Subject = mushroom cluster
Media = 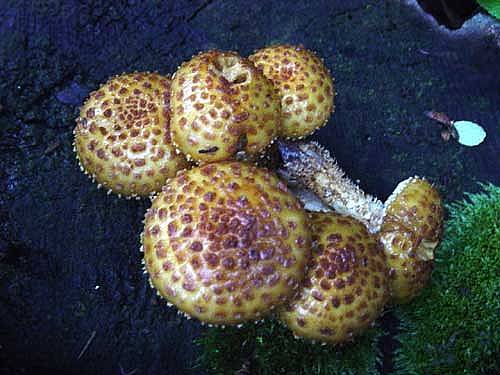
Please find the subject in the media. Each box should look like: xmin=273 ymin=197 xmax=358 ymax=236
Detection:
xmin=74 ymin=44 xmax=443 ymax=345
xmin=279 ymin=141 xmax=444 ymax=304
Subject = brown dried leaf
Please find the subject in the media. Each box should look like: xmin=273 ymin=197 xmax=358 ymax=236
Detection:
xmin=441 ymin=129 xmax=451 ymax=142
xmin=424 ymin=110 xmax=453 ymax=126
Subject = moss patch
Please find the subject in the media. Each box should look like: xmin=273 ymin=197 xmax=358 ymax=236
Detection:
xmin=196 ymin=319 xmax=383 ymax=375
xmin=395 ymin=184 xmax=500 ymax=375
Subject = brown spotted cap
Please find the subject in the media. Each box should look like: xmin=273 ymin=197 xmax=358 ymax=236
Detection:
xmin=280 ymin=212 xmax=389 ymax=344
xmin=249 ymin=44 xmax=334 ymax=139
xmin=379 ymin=177 xmax=444 ymax=304
xmin=74 ymin=72 xmax=189 ymax=197
xmin=170 ymin=50 xmax=281 ymax=163
xmin=142 ymin=162 xmax=311 ymax=325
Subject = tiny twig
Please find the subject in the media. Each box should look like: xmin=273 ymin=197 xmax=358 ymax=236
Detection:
xmin=77 ymin=330 xmax=96 ymax=359
xmin=119 ymin=364 xmax=138 ymax=375
xmin=44 ymin=139 xmax=61 ymax=155
xmin=234 ymin=359 xmax=251 ymax=375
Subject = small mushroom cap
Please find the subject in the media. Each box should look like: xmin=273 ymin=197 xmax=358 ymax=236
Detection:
xmin=249 ymin=45 xmax=335 ymax=139
xmin=379 ymin=177 xmax=444 ymax=304
xmin=74 ymin=72 xmax=189 ymax=197
xmin=170 ymin=50 xmax=281 ymax=163
xmin=280 ymin=212 xmax=389 ymax=344
xmin=142 ymin=162 xmax=311 ymax=325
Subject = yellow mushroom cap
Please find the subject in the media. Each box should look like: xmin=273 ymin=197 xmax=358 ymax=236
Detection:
xmin=74 ymin=72 xmax=189 ymax=197
xmin=249 ymin=44 xmax=335 ymax=139
xmin=280 ymin=212 xmax=389 ymax=344
xmin=379 ymin=177 xmax=444 ymax=304
xmin=170 ymin=50 xmax=281 ymax=163
xmin=142 ymin=162 xmax=311 ymax=325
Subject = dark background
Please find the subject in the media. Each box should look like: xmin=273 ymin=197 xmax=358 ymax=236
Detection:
xmin=1 ymin=1 xmax=499 ymax=374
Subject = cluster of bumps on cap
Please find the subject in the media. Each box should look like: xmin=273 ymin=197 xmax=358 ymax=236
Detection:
xmin=249 ymin=45 xmax=335 ymax=139
xmin=280 ymin=212 xmax=389 ymax=344
xmin=74 ymin=72 xmax=189 ymax=198
xmin=142 ymin=162 xmax=311 ymax=325
xmin=169 ymin=51 xmax=281 ymax=163
xmin=73 ymin=44 xmax=439 ymax=345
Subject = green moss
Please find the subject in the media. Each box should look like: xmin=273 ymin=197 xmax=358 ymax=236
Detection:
xmin=395 ymin=184 xmax=500 ymax=375
xmin=196 ymin=185 xmax=499 ymax=374
xmin=196 ymin=319 xmax=382 ymax=375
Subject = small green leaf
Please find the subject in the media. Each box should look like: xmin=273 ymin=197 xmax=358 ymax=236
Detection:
xmin=477 ymin=0 xmax=500 ymax=19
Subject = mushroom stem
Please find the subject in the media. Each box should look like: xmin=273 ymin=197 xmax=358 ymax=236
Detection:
xmin=278 ymin=141 xmax=384 ymax=232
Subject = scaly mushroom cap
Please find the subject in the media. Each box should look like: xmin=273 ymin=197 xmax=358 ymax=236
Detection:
xmin=74 ymin=72 xmax=189 ymax=198
xmin=170 ymin=50 xmax=281 ymax=163
xmin=379 ymin=177 xmax=444 ymax=304
xmin=280 ymin=212 xmax=389 ymax=344
xmin=142 ymin=162 xmax=311 ymax=325
xmin=249 ymin=45 xmax=334 ymax=139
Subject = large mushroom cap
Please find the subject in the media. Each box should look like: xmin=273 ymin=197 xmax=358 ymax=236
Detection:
xmin=249 ymin=44 xmax=335 ymax=139
xmin=74 ymin=72 xmax=189 ymax=197
xmin=142 ymin=162 xmax=311 ymax=325
xmin=280 ymin=212 xmax=389 ymax=344
xmin=170 ymin=50 xmax=281 ymax=163
xmin=379 ymin=177 xmax=444 ymax=304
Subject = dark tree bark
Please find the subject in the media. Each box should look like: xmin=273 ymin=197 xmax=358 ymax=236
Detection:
xmin=417 ymin=0 xmax=479 ymax=29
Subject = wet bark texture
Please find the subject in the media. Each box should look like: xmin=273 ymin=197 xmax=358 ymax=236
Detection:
xmin=0 ymin=1 xmax=499 ymax=374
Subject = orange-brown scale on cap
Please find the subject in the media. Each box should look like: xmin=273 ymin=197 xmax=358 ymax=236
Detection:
xmin=379 ymin=177 xmax=444 ymax=304
xmin=170 ymin=50 xmax=281 ymax=164
xmin=249 ymin=44 xmax=335 ymax=139
xmin=280 ymin=212 xmax=389 ymax=344
xmin=142 ymin=161 xmax=311 ymax=325
xmin=74 ymin=72 xmax=189 ymax=197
